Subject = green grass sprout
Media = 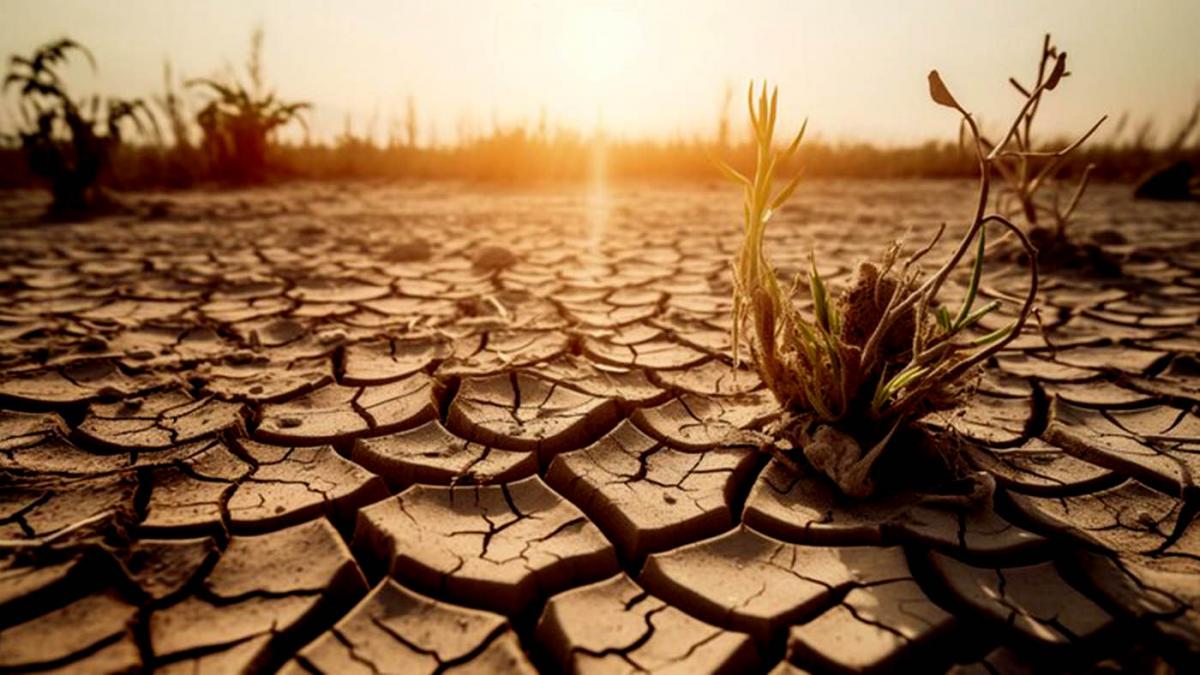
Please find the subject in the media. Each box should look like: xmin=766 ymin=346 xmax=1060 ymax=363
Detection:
xmin=720 ymin=80 xmax=1039 ymax=497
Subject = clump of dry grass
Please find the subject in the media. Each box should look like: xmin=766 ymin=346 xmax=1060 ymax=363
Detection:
xmin=718 ymin=81 xmax=1038 ymax=497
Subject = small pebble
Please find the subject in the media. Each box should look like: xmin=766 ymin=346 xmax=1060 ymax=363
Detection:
xmin=472 ymin=245 xmax=518 ymax=272
xmin=1134 ymin=510 xmax=1157 ymax=528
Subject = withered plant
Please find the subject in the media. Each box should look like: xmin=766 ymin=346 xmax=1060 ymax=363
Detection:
xmin=717 ymin=81 xmax=1038 ymax=497
xmin=189 ymin=29 xmax=309 ymax=183
xmin=982 ymin=35 xmax=1107 ymax=254
xmin=3 ymin=38 xmax=156 ymax=215
xmin=153 ymin=61 xmax=202 ymax=187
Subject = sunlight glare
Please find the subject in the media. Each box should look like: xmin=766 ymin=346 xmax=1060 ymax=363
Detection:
xmin=586 ymin=142 xmax=609 ymax=246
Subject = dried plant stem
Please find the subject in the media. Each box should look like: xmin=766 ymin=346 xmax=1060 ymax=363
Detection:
xmin=981 ymin=34 xmax=1106 ymax=240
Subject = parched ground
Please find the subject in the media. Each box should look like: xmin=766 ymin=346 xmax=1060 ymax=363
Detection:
xmin=1 ymin=180 xmax=1199 ymax=674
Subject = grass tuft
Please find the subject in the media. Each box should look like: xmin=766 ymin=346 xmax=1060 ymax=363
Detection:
xmin=721 ymin=81 xmax=1039 ymax=497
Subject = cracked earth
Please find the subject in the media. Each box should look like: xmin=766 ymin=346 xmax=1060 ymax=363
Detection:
xmin=1 ymin=180 xmax=1199 ymax=673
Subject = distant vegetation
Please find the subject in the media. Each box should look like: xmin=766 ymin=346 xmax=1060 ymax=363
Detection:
xmin=1 ymin=31 xmax=1198 ymax=195
xmin=2 ymin=39 xmax=156 ymax=214
xmin=188 ymin=28 xmax=310 ymax=183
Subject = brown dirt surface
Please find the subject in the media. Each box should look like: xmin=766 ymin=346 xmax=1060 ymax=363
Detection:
xmin=1 ymin=180 xmax=1199 ymax=672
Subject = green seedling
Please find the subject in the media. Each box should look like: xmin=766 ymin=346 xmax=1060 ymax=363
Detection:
xmin=3 ymin=38 xmax=156 ymax=215
xmin=189 ymin=29 xmax=309 ymax=183
xmin=718 ymin=81 xmax=1038 ymax=497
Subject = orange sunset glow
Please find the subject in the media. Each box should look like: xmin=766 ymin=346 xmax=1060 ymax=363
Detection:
xmin=3 ymin=0 xmax=1198 ymax=145
xmin=1 ymin=3 xmax=1199 ymax=674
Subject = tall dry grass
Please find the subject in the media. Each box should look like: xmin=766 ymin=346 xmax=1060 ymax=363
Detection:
xmin=1 ymin=30 xmax=1196 ymax=190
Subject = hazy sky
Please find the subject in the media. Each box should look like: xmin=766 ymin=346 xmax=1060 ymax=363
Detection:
xmin=2 ymin=0 xmax=1198 ymax=146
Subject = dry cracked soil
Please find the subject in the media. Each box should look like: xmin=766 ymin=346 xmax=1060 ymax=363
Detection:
xmin=1 ymin=180 xmax=1199 ymax=673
